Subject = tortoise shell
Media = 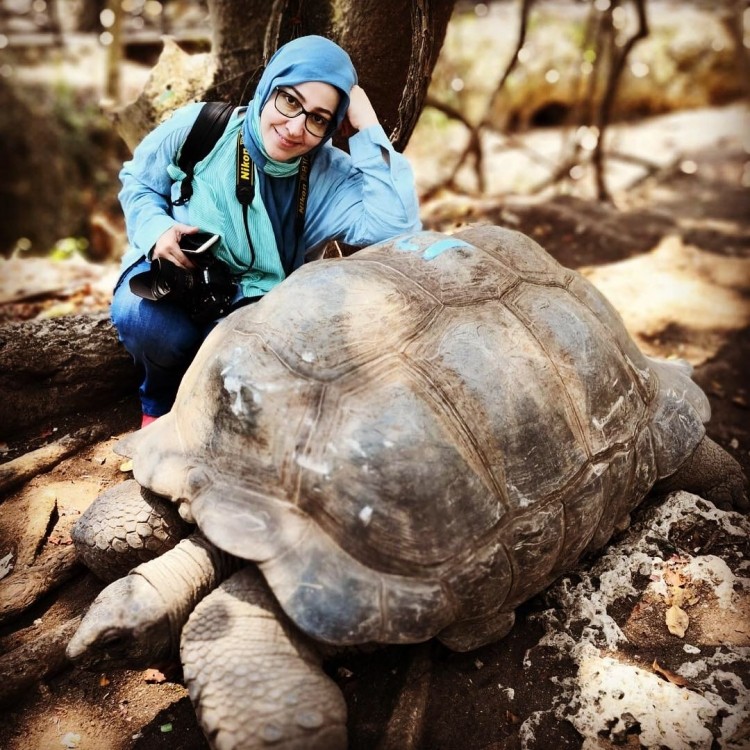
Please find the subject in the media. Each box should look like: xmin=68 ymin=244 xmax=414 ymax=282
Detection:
xmin=126 ymin=226 xmax=708 ymax=651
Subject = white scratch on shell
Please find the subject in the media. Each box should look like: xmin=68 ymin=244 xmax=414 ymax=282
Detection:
xmin=592 ymin=394 xmax=625 ymax=431
xmin=346 ymin=439 xmax=369 ymax=458
xmin=296 ymin=453 xmax=332 ymax=475
xmin=222 ymin=373 xmax=247 ymax=416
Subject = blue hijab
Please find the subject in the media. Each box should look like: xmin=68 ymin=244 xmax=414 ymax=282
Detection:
xmin=241 ymin=35 xmax=357 ymax=272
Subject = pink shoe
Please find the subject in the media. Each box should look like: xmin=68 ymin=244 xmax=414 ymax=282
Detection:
xmin=141 ymin=414 xmax=158 ymax=428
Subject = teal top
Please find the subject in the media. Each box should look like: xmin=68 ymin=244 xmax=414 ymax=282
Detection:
xmin=165 ymin=114 xmax=283 ymax=297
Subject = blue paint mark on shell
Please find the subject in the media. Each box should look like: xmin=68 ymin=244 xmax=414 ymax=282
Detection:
xmin=422 ymin=238 xmax=474 ymax=259
xmin=394 ymin=234 xmax=474 ymax=260
xmin=395 ymin=237 xmax=422 ymax=252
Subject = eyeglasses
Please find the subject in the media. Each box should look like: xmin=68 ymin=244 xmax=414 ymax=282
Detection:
xmin=273 ymin=88 xmax=333 ymax=138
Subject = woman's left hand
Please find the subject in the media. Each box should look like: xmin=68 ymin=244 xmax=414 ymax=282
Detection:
xmin=340 ymin=85 xmax=379 ymax=137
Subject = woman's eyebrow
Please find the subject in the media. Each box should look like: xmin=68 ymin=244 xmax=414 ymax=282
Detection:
xmin=284 ymin=85 xmax=334 ymax=117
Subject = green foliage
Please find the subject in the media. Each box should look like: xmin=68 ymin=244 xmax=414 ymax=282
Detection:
xmin=0 ymin=67 xmax=128 ymax=259
xmin=49 ymin=236 xmax=90 ymax=260
xmin=50 ymin=81 xmax=127 ymax=202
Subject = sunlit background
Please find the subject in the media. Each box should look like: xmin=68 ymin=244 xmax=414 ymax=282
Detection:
xmin=1 ymin=0 xmax=747 ymax=263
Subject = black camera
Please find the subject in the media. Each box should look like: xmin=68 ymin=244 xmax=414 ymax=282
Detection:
xmin=130 ymin=233 xmax=237 ymax=324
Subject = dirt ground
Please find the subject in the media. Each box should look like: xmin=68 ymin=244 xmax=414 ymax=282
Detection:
xmin=1 ymin=122 xmax=749 ymax=748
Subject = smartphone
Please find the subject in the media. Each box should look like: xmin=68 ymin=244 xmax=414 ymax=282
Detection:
xmin=179 ymin=232 xmax=220 ymax=255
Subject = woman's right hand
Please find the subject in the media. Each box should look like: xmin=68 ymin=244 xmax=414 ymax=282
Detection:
xmin=151 ymin=224 xmax=200 ymax=269
xmin=339 ymin=85 xmax=379 ymax=138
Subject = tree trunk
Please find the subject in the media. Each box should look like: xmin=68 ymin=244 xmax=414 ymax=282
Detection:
xmin=104 ymin=0 xmax=125 ymax=103
xmin=0 ymin=313 xmax=137 ymax=440
xmin=73 ymin=0 xmax=108 ymax=33
xmin=0 ymin=425 xmax=113 ymax=495
xmin=113 ymin=0 xmax=455 ymax=150
xmin=0 ymin=546 xmax=82 ymax=625
xmin=207 ymin=0 xmax=456 ymax=150
xmin=205 ymin=0 xmax=274 ymax=103
xmin=332 ymin=0 xmax=456 ymax=150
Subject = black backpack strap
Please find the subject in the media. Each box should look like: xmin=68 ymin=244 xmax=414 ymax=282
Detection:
xmin=172 ymin=101 xmax=235 ymax=206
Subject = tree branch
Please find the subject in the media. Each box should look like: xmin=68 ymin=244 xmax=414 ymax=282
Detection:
xmin=592 ymin=0 xmax=650 ymax=200
xmin=422 ymin=0 xmax=536 ymax=197
xmin=0 ymin=616 xmax=83 ymax=706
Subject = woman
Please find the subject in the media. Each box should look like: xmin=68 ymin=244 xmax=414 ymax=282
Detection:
xmin=111 ymin=35 xmax=421 ymax=427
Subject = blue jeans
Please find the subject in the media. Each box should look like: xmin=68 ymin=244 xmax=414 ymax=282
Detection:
xmin=111 ymin=259 xmax=217 ymax=417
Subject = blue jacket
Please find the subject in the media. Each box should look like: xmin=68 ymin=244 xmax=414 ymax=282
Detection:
xmin=118 ymin=102 xmax=422 ymax=297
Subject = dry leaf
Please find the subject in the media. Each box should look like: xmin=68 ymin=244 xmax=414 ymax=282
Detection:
xmin=143 ymin=668 xmax=167 ymax=684
xmin=669 ymin=585 xmax=685 ymax=607
xmin=99 ymin=675 xmax=110 ymax=687
xmin=666 ymin=603 xmax=690 ymax=637
xmin=652 ymin=659 xmax=690 ymax=687
xmin=662 ymin=568 xmax=685 ymax=586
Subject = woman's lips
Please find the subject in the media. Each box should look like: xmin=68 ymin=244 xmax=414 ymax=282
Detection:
xmin=274 ymin=127 xmax=301 ymax=149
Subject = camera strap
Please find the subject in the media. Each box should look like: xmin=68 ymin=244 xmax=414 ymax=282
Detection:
xmin=236 ymin=131 xmax=257 ymax=268
xmin=235 ymin=130 xmax=310 ymax=274
xmin=173 ymin=102 xmax=235 ymax=207
xmin=169 ymin=102 xmax=311 ymax=277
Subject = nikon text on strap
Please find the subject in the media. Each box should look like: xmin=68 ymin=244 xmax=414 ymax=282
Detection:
xmin=235 ymin=130 xmax=310 ymax=275
xmin=172 ymin=101 xmax=312 ymax=275
xmin=235 ymin=131 xmax=257 ymax=268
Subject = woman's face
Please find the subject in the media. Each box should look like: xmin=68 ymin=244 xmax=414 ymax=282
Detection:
xmin=260 ymin=81 xmax=340 ymax=162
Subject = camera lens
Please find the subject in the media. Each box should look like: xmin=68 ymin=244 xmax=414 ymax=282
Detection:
xmin=152 ymin=277 xmax=172 ymax=298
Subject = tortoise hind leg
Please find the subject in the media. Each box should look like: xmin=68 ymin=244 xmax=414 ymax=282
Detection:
xmin=656 ymin=436 xmax=748 ymax=512
xmin=437 ymin=608 xmax=515 ymax=652
xmin=181 ymin=567 xmax=347 ymax=750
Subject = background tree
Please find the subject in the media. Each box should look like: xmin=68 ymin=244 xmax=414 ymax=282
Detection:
xmin=75 ymin=0 xmax=108 ymax=33
xmin=116 ymin=0 xmax=457 ymax=152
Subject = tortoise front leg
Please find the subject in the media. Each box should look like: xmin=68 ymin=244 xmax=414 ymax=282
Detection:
xmin=181 ymin=567 xmax=347 ymax=750
xmin=67 ymin=534 xmax=238 ymax=669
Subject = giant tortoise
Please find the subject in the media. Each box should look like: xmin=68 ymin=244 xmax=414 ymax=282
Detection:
xmin=67 ymin=225 xmax=747 ymax=750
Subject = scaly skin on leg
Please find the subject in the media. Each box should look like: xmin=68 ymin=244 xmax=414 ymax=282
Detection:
xmin=70 ymin=478 xmax=191 ymax=582
xmin=656 ymin=436 xmax=749 ymax=512
xmin=181 ymin=567 xmax=348 ymax=750
xmin=66 ymin=534 xmax=238 ymax=669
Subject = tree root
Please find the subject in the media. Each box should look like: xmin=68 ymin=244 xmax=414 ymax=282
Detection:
xmin=0 ymin=615 xmax=82 ymax=707
xmin=0 ymin=424 xmax=111 ymax=498
xmin=377 ymin=642 xmax=432 ymax=750
xmin=0 ymin=545 xmax=81 ymax=626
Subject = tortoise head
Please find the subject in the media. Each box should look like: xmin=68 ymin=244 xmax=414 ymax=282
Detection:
xmin=66 ymin=573 xmax=174 ymax=669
